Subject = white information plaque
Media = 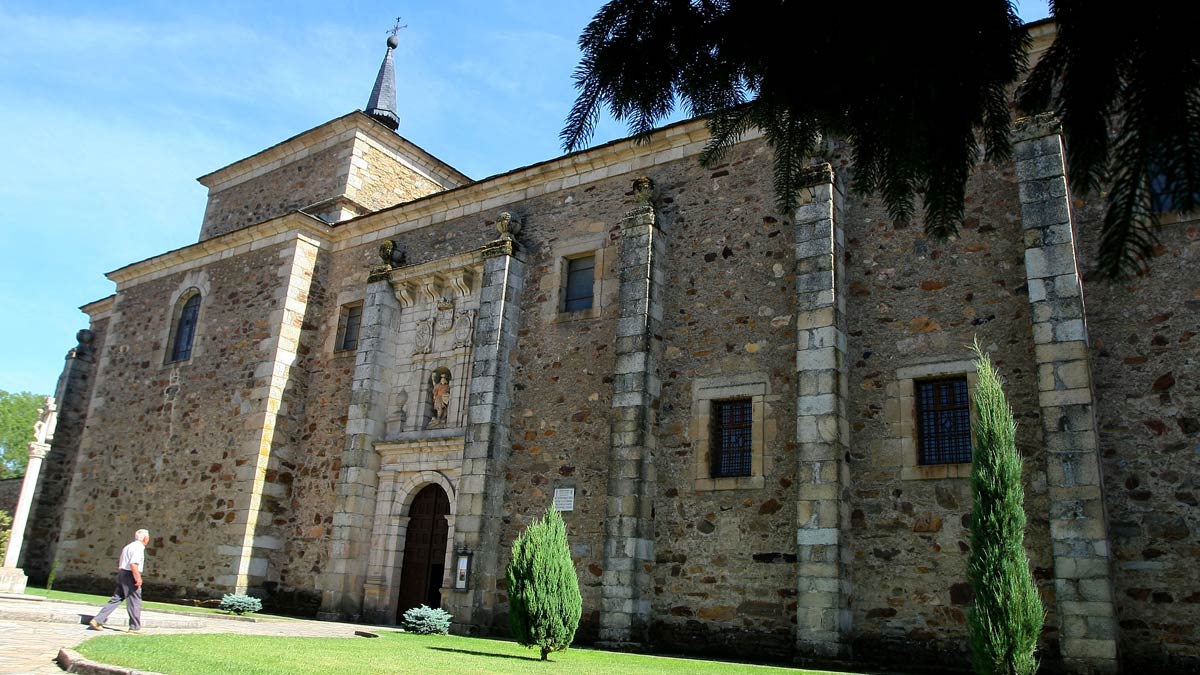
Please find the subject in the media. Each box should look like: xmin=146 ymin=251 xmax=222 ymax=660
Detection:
xmin=552 ymin=488 xmax=575 ymax=512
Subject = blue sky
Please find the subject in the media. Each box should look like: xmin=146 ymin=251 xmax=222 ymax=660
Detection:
xmin=0 ymin=1 xmax=1050 ymax=395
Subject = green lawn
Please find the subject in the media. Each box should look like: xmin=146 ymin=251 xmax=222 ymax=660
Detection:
xmin=77 ymin=632 xmax=857 ymax=675
xmin=25 ymin=587 xmax=293 ymax=620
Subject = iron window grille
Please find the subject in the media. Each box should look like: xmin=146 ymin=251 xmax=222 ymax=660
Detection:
xmin=169 ymin=294 xmax=200 ymax=363
xmin=563 ymin=255 xmax=595 ymax=312
xmin=711 ymin=399 xmax=753 ymax=477
xmin=915 ymin=377 xmax=973 ymax=465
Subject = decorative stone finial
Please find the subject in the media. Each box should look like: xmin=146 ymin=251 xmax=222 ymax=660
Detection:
xmin=496 ymin=212 xmax=521 ymax=241
xmin=76 ymin=329 xmax=94 ymax=346
xmin=379 ymin=239 xmax=406 ymax=268
xmin=632 ymin=176 xmax=656 ymax=205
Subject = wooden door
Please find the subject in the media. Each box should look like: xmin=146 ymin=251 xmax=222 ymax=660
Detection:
xmin=396 ymin=484 xmax=450 ymax=622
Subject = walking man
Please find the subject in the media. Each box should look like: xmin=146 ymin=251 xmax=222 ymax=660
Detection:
xmin=88 ymin=529 xmax=150 ymax=633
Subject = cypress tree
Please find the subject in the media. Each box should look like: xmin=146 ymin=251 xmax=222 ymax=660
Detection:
xmin=506 ymin=504 xmax=582 ymax=661
xmin=967 ymin=343 xmax=1044 ymax=675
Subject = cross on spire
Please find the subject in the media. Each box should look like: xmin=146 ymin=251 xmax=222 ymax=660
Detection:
xmin=389 ymin=17 xmax=407 ymax=39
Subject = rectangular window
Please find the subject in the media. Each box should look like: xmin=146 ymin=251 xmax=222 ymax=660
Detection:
xmin=336 ymin=303 xmax=363 ymax=352
xmin=563 ymin=255 xmax=595 ymax=312
xmin=711 ymin=399 xmax=753 ymax=477
xmin=1150 ymin=168 xmax=1200 ymax=214
xmin=916 ymin=377 xmax=973 ymax=465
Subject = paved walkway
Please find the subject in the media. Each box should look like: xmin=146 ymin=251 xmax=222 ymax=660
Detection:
xmin=0 ymin=595 xmax=376 ymax=675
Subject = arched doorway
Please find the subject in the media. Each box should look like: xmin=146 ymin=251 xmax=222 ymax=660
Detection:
xmin=396 ymin=484 xmax=450 ymax=622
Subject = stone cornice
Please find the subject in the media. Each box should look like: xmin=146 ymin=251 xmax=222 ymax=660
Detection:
xmin=197 ymin=111 xmax=470 ymax=193
xmin=106 ymin=212 xmax=332 ymax=288
xmin=101 ymin=118 xmax=750 ymax=293
xmin=80 ymin=295 xmax=116 ymax=319
xmin=331 ymin=118 xmax=750 ymax=251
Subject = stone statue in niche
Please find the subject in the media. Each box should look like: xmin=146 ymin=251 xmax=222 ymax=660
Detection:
xmin=414 ymin=319 xmax=433 ymax=355
xmin=452 ymin=310 xmax=475 ymax=349
xmin=427 ymin=371 xmax=451 ymax=429
xmin=386 ymin=388 xmax=408 ymax=437
xmin=435 ymin=295 xmax=455 ymax=333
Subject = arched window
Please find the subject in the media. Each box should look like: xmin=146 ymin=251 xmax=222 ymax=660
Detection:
xmin=169 ymin=293 xmax=201 ymax=362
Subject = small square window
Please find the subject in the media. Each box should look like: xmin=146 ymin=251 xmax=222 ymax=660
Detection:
xmin=711 ymin=399 xmax=753 ymax=478
xmin=563 ymin=255 xmax=595 ymax=312
xmin=336 ymin=303 xmax=363 ymax=352
xmin=915 ymin=377 xmax=973 ymax=465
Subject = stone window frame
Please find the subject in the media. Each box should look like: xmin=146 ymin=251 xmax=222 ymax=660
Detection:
xmin=544 ymin=233 xmax=612 ymax=323
xmin=334 ymin=301 xmax=364 ymax=352
xmin=893 ymin=359 xmax=978 ymax=480
xmin=158 ymin=270 xmax=211 ymax=369
xmin=326 ymin=289 xmax=366 ymax=356
xmin=691 ymin=373 xmax=773 ymax=491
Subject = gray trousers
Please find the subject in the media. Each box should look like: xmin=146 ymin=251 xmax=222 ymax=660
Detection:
xmin=94 ymin=569 xmax=142 ymax=630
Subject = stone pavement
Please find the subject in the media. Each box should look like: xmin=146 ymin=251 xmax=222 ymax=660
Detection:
xmin=0 ymin=595 xmax=375 ymax=675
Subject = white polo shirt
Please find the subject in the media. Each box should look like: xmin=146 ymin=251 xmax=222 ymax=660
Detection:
xmin=118 ymin=540 xmax=146 ymax=573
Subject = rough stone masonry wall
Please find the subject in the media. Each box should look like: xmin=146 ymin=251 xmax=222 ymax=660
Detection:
xmin=349 ymin=144 xmax=445 ymax=212
xmin=23 ymin=321 xmax=108 ymax=583
xmin=1073 ymin=180 xmax=1200 ymax=670
xmin=200 ymin=144 xmax=352 ymax=240
xmin=648 ymin=139 xmax=801 ymax=659
xmin=840 ymin=151 xmax=1055 ymax=669
xmin=499 ymin=209 xmax=622 ymax=640
xmin=53 ymin=242 xmax=299 ymax=599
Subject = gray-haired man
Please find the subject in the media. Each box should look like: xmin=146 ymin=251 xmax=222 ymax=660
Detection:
xmin=88 ymin=529 xmax=150 ymax=633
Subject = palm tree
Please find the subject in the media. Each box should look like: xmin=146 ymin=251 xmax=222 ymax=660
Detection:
xmin=563 ymin=0 xmax=1200 ymax=278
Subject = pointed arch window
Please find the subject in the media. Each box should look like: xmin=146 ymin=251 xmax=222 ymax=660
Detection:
xmin=169 ymin=293 xmax=201 ymax=363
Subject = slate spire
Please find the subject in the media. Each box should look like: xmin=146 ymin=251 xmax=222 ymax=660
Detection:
xmin=365 ymin=31 xmax=401 ymax=131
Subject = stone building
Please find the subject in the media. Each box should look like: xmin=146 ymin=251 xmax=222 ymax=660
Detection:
xmin=15 ymin=21 xmax=1197 ymax=675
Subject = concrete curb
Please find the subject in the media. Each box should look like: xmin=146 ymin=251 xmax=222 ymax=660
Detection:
xmin=57 ymin=647 xmax=170 ymax=675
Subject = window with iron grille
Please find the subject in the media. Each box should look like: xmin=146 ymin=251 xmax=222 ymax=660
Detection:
xmin=168 ymin=294 xmax=200 ymax=363
xmin=563 ymin=255 xmax=595 ymax=312
xmin=711 ymin=399 xmax=753 ymax=477
xmin=336 ymin=303 xmax=363 ymax=352
xmin=916 ymin=377 xmax=973 ymax=465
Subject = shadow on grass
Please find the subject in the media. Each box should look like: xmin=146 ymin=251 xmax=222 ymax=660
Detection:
xmin=427 ymin=647 xmax=543 ymax=662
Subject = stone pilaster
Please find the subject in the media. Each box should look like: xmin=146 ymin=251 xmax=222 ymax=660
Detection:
xmin=1014 ymin=116 xmax=1119 ymax=674
xmin=0 ymin=442 xmax=49 ymax=593
xmin=222 ymin=234 xmax=321 ymax=594
xmin=442 ymin=237 xmax=525 ymax=633
xmin=792 ymin=164 xmax=851 ymax=658
xmin=320 ymin=271 xmax=404 ymax=619
xmin=598 ymin=187 xmax=663 ymax=646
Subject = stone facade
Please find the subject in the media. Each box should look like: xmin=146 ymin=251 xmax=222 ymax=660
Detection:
xmin=22 ymin=58 xmax=1199 ymax=675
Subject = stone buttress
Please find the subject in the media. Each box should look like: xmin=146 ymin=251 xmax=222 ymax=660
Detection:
xmin=1013 ymin=116 xmax=1120 ymax=674
xmin=598 ymin=183 xmax=665 ymax=645
xmin=792 ymin=165 xmax=852 ymax=658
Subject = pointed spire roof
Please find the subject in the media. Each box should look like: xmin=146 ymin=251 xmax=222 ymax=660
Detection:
xmin=365 ymin=33 xmax=400 ymax=131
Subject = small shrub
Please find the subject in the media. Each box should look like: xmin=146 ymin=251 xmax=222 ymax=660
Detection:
xmin=401 ymin=604 xmax=452 ymax=635
xmin=506 ymin=505 xmax=582 ymax=661
xmin=219 ymin=593 xmax=263 ymax=615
